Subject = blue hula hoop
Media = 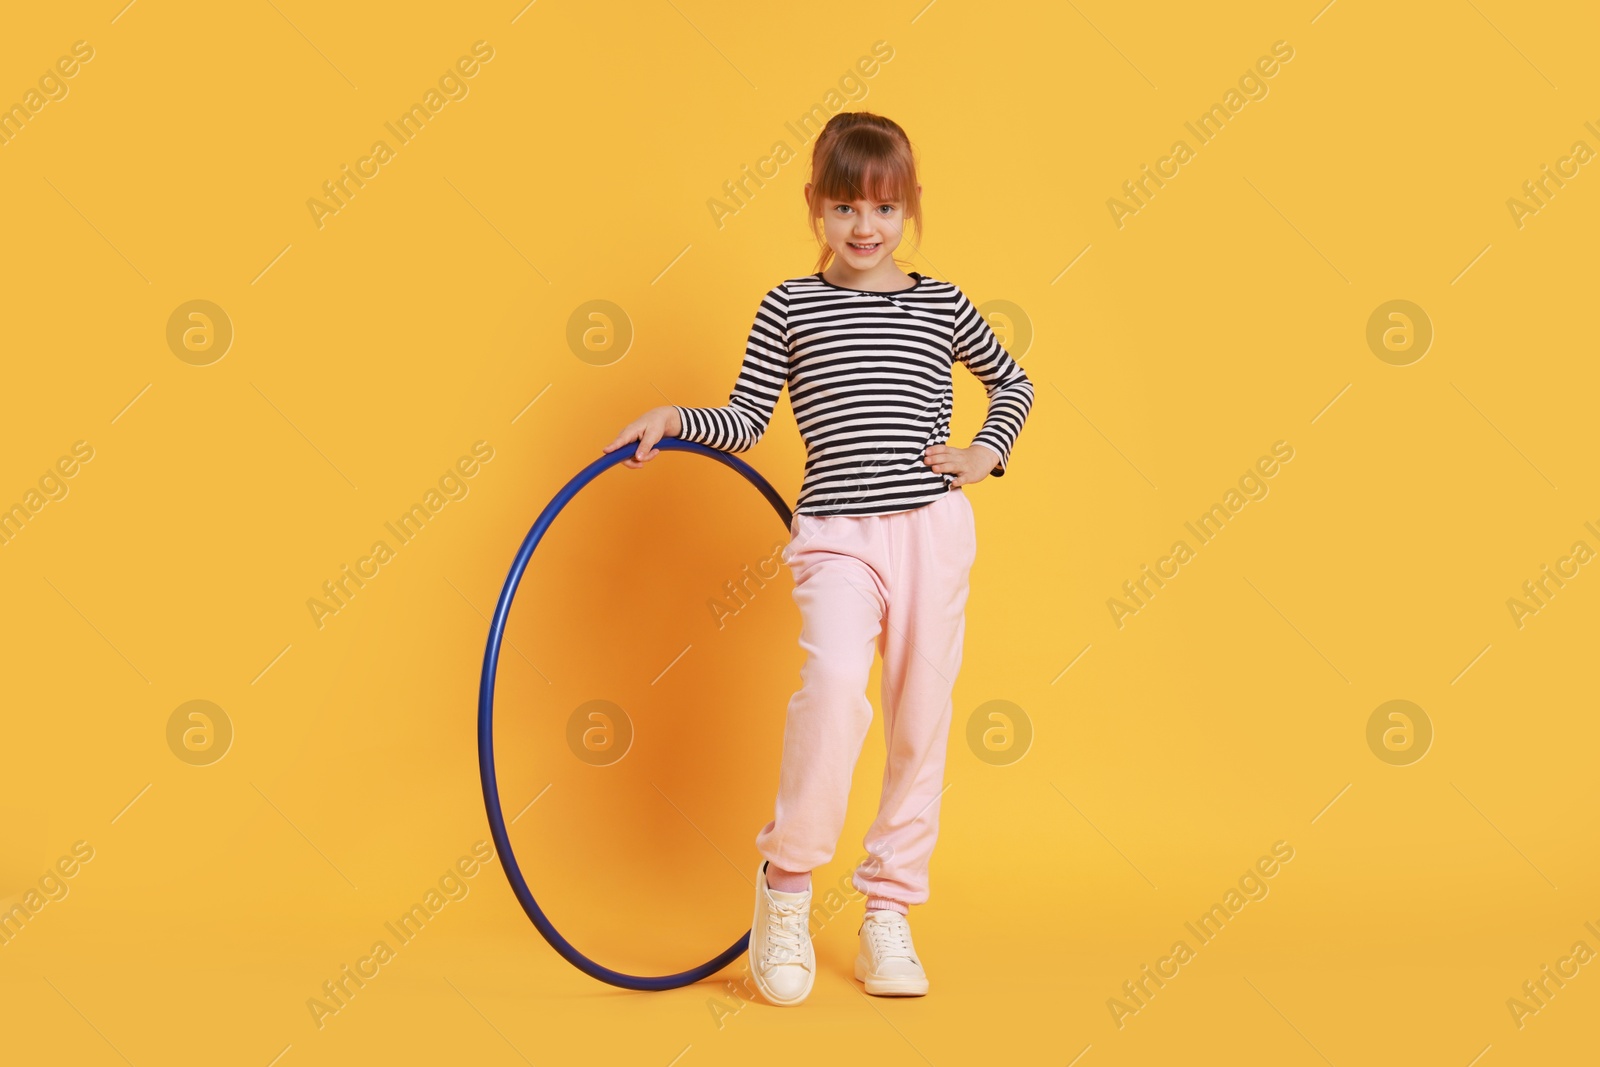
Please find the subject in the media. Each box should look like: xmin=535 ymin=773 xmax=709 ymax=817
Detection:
xmin=477 ymin=437 xmax=794 ymax=990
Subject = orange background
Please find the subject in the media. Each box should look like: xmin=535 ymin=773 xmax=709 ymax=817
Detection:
xmin=2 ymin=1 xmax=1597 ymax=1064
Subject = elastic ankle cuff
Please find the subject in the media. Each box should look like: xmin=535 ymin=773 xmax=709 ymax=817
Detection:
xmin=865 ymin=897 xmax=908 ymax=915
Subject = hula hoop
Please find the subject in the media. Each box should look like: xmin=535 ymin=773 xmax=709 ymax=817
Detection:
xmin=477 ymin=437 xmax=793 ymax=990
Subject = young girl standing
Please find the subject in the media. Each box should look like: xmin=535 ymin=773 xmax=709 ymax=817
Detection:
xmin=604 ymin=111 xmax=1033 ymax=1005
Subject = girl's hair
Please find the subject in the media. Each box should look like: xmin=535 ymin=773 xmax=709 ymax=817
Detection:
xmin=806 ymin=111 xmax=922 ymax=273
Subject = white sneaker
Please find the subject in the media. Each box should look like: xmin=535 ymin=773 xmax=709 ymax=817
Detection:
xmin=749 ymin=860 xmax=815 ymax=1006
xmin=854 ymin=909 xmax=929 ymax=996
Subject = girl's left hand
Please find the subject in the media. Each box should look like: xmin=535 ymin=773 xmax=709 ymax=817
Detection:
xmin=923 ymin=443 xmax=1000 ymax=487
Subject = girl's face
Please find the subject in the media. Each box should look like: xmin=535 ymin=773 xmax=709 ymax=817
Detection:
xmin=809 ymin=184 xmax=919 ymax=271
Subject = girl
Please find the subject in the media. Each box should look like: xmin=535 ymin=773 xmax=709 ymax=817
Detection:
xmin=602 ymin=111 xmax=1033 ymax=1005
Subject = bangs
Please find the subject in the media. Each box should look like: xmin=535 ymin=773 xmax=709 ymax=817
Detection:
xmin=812 ymin=136 xmax=914 ymax=207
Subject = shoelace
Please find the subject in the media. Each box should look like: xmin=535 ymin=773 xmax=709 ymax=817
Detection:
xmin=762 ymin=898 xmax=808 ymax=967
xmin=866 ymin=914 xmax=915 ymax=959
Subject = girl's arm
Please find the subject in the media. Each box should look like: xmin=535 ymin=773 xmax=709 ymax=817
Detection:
xmin=672 ymin=285 xmax=791 ymax=454
xmin=952 ymin=287 xmax=1035 ymax=478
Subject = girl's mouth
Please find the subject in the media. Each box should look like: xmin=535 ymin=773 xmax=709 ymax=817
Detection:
xmin=847 ymin=242 xmax=880 ymax=254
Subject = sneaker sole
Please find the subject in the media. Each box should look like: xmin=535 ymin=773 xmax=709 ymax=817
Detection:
xmin=752 ymin=970 xmax=813 ymax=1007
xmin=854 ymin=955 xmax=929 ymax=996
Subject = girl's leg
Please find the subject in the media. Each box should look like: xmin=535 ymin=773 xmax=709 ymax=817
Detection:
xmin=765 ymin=864 xmax=811 ymax=892
xmin=755 ymin=513 xmax=887 ymax=882
xmin=853 ymin=489 xmax=977 ymax=911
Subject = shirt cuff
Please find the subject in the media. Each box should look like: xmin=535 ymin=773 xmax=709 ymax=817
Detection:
xmin=672 ymin=405 xmax=695 ymax=441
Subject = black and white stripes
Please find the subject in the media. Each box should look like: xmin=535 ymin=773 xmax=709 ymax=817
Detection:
xmin=674 ymin=272 xmax=1034 ymax=517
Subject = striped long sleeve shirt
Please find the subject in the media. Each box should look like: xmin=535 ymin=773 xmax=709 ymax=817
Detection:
xmin=672 ymin=271 xmax=1035 ymax=517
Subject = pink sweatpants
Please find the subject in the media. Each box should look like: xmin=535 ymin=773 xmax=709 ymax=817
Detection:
xmin=755 ymin=487 xmax=977 ymax=911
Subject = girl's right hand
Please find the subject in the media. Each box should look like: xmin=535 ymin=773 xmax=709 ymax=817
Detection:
xmin=602 ymin=406 xmax=682 ymax=469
